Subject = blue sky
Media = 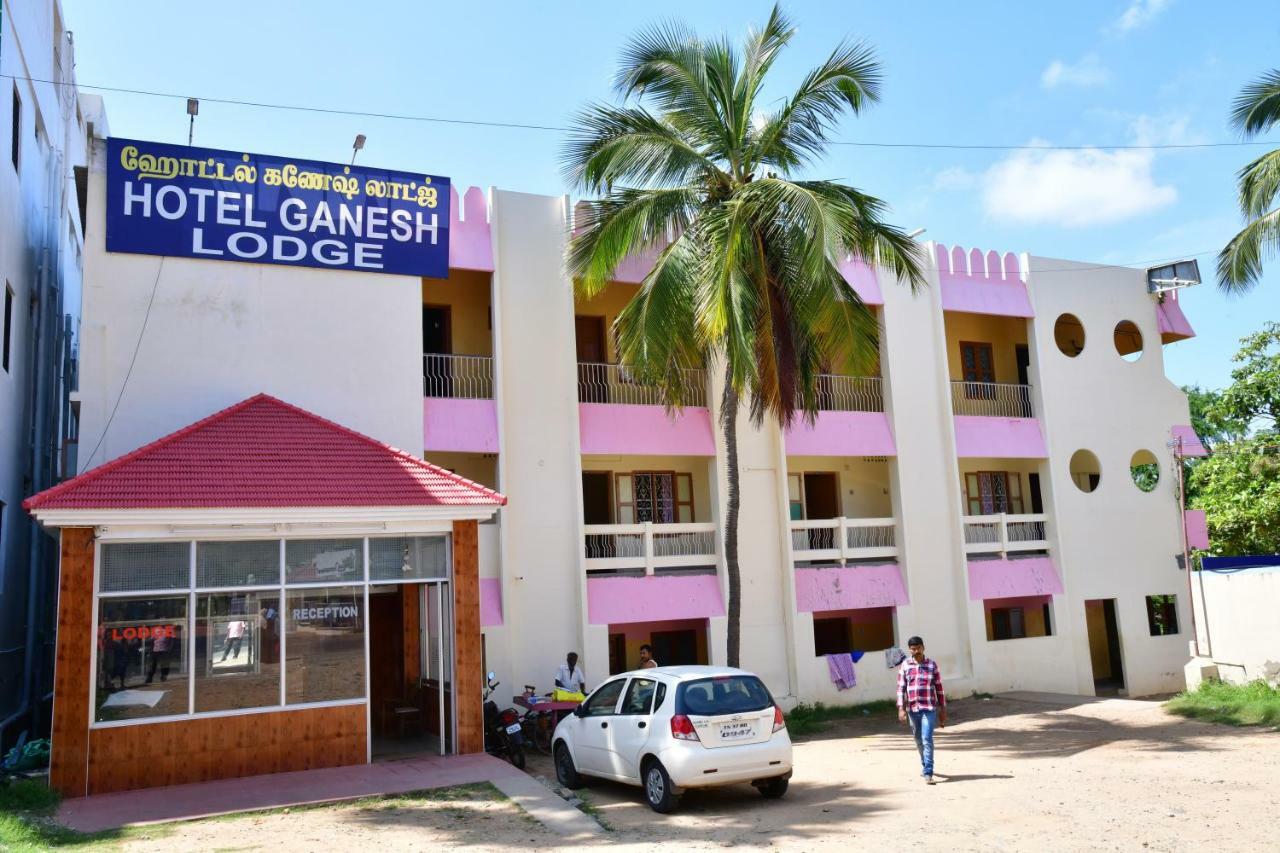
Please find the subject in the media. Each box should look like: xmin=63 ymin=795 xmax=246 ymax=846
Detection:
xmin=61 ymin=0 xmax=1280 ymax=391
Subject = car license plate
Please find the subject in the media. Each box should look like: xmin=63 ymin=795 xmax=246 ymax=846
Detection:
xmin=506 ymin=722 xmax=522 ymax=735
xmin=720 ymin=721 xmax=752 ymax=740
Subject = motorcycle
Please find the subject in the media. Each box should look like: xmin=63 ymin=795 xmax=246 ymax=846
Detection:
xmin=483 ymin=672 xmax=526 ymax=769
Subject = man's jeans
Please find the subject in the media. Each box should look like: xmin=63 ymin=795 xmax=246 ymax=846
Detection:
xmin=908 ymin=708 xmax=938 ymax=777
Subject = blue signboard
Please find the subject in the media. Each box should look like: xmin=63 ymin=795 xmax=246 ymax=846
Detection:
xmin=105 ymin=137 xmax=450 ymax=277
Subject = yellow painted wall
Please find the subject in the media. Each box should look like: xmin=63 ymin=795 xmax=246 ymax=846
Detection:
xmin=944 ymin=312 xmax=1029 ymax=384
xmin=1084 ymin=600 xmax=1112 ymax=679
xmin=786 ymin=456 xmax=893 ymax=517
xmin=422 ymin=270 xmax=493 ymax=356
xmin=812 ymin=606 xmax=896 ymax=653
xmin=982 ymin=597 xmax=1050 ymax=640
xmin=425 ymin=451 xmax=498 ymax=490
xmin=607 ymin=619 xmax=709 ymax=673
xmin=574 ymin=282 xmax=640 ymax=363
xmin=581 ymin=454 xmax=714 ymax=523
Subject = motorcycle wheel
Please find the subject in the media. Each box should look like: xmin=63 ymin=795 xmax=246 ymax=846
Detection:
xmin=508 ymin=741 xmax=526 ymax=770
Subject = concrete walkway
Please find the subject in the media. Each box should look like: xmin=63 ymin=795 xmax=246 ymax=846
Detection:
xmin=57 ymin=752 xmax=601 ymax=838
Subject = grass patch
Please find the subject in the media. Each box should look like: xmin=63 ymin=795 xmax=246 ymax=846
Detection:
xmin=1165 ymin=679 xmax=1280 ymax=728
xmin=572 ymin=791 xmax=613 ymax=832
xmin=785 ymin=700 xmax=897 ymax=737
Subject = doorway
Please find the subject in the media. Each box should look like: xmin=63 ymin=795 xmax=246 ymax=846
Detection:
xmin=423 ymin=306 xmax=454 ymax=397
xmin=576 ymin=315 xmax=608 ymax=402
xmin=803 ymin=472 xmax=840 ymax=552
xmin=368 ymin=582 xmax=454 ymax=759
xmin=582 ymin=472 xmax=615 ymax=560
xmin=1084 ymin=599 xmax=1125 ymax=695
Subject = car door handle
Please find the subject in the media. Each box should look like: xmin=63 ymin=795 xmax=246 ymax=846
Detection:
xmin=601 ymin=721 xmax=608 ymax=729
xmin=637 ymin=721 xmax=647 ymax=729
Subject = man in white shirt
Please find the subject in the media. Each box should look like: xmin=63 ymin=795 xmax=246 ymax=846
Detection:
xmin=221 ymin=619 xmax=247 ymax=662
xmin=554 ymin=652 xmax=586 ymax=693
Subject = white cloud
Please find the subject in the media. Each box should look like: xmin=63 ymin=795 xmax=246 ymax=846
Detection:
xmin=1113 ymin=0 xmax=1172 ymax=33
xmin=1041 ymin=55 xmax=1109 ymax=89
xmin=980 ymin=140 xmax=1177 ymax=228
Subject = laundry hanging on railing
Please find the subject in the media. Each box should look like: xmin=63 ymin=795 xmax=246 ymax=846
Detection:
xmin=825 ymin=651 xmax=864 ymax=690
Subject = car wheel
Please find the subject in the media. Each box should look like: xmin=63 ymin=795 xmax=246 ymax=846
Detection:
xmin=642 ymin=759 xmax=678 ymax=814
xmin=554 ymin=742 xmax=583 ymax=789
xmin=758 ymin=776 xmax=789 ymax=799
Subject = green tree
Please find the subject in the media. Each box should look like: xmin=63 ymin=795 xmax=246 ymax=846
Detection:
xmin=1218 ymin=69 xmax=1280 ymax=291
xmin=563 ymin=6 xmax=925 ymax=665
xmin=1212 ymin=322 xmax=1280 ymax=436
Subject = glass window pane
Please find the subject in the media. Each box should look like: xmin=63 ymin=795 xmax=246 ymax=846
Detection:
xmin=368 ymin=536 xmax=447 ymax=582
xmin=616 ymin=475 xmax=632 ymax=503
xmin=286 ymin=538 xmax=363 ymax=584
xmin=194 ymin=592 xmax=281 ymax=713
xmin=100 ymin=542 xmax=189 ymax=592
xmin=621 ymin=677 xmax=656 ymax=714
xmin=197 ymin=540 xmax=278 ymax=588
xmin=95 ymin=596 xmax=189 ymax=722
xmin=676 ymin=475 xmax=691 ymax=502
xmin=285 ymin=586 xmax=365 ymax=704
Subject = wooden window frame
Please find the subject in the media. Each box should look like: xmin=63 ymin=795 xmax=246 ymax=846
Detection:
xmin=615 ymin=471 xmax=695 ymax=524
xmin=965 ymin=471 xmax=1025 ymax=515
xmin=959 ymin=341 xmax=996 ymax=385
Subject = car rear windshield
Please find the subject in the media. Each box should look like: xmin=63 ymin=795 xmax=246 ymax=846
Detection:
xmin=675 ymin=675 xmax=773 ymax=716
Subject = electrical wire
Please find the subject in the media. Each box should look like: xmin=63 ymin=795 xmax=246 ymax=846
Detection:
xmin=3 ymin=72 xmax=1275 ymax=152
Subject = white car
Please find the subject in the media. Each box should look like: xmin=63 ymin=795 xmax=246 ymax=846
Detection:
xmin=551 ymin=665 xmax=793 ymax=812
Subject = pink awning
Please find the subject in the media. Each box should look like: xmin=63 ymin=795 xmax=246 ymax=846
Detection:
xmin=1171 ymin=425 xmax=1208 ymax=458
xmin=587 ymin=574 xmax=725 ymax=625
xmin=794 ymin=564 xmax=908 ymax=613
xmin=1156 ymin=293 xmax=1195 ymax=343
xmin=1185 ymin=510 xmax=1210 ymax=551
xmin=480 ymin=578 xmax=503 ymax=627
xmin=967 ymin=556 xmax=1063 ymax=601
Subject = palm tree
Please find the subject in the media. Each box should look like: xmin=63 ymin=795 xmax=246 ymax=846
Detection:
xmin=1219 ymin=69 xmax=1280 ymax=292
xmin=563 ymin=5 xmax=925 ymax=666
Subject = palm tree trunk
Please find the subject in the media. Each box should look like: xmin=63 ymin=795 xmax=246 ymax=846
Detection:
xmin=721 ymin=361 xmax=742 ymax=668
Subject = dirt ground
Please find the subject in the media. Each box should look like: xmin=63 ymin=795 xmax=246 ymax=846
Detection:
xmin=114 ymin=694 xmax=1279 ymax=852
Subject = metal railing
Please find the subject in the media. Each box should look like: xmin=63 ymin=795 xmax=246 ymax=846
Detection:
xmin=424 ymin=353 xmax=494 ymax=399
xmin=962 ymin=513 xmax=1049 ymax=555
xmin=811 ymin=375 xmax=884 ymax=413
xmin=790 ymin=517 xmax=898 ymax=563
xmin=584 ymin=522 xmax=717 ymax=574
xmin=950 ymin=381 xmax=1034 ymax=418
xmin=577 ymin=362 xmax=707 ymax=407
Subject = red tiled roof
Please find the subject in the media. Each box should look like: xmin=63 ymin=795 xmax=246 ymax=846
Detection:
xmin=24 ymin=394 xmax=507 ymax=511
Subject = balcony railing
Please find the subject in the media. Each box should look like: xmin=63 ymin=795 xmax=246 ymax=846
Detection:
xmin=811 ymin=375 xmax=884 ymax=413
xmin=950 ymin=381 xmax=1034 ymax=418
xmin=424 ymin=354 xmax=494 ymax=399
xmin=962 ymin=513 xmax=1049 ymax=555
xmin=583 ymin=522 xmax=717 ymax=574
xmin=577 ymin=362 xmax=707 ymax=407
xmin=790 ymin=517 xmax=898 ymax=563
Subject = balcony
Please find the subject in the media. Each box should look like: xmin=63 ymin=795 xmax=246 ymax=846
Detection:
xmin=962 ymin=513 xmax=1049 ymax=556
xmin=577 ymin=362 xmax=706 ymax=407
xmin=950 ymin=381 xmax=1033 ymax=418
xmin=424 ymin=353 xmax=494 ymax=399
xmin=583 ymin=522 xmax=717 ymax=575
xmin=784 ymin=375 xmax=896 ymax=456
xmin=790 ymin=517 xmax=898 ymax=563
xmin=811 ymin=375 xmax=884 ymax=413
xmin=577 ymin=363 xmax=715 ymax=456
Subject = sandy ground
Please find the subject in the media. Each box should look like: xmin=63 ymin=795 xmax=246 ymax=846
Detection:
xmin=114 ymin=695 xmax=1279 ymax=852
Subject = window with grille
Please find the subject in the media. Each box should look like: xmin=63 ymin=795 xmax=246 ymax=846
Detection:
xmin=197 ymin=540 xmax=279 ymax=587
xmin=1145 ymin=595 xmax=1179 ymax=636
xmin=964 ymin=472 xmax=1024 ymax=515
xmin=615 ymin=472 xmax=694 ymax=523
xmin=368 ymin=536 xmax=448 ymax=581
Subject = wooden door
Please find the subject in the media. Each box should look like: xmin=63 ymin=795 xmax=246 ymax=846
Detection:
xmin=803 ymin=472 xmax=840 ymax=551
xmin=582 ymin=472 xmax=615 ymax=559
xmin=651 ymin=629 xmax=700 ymax=666
xmin=960 ymin=342 xmax=996 ymax=401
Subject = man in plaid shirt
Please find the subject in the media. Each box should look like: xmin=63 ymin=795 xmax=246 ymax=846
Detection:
xmin=897 ymin=635 xmax=946 ymax=784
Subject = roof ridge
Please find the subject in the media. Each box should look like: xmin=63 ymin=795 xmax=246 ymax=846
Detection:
xmin=23 ymin=394 xmax=272 ymax=511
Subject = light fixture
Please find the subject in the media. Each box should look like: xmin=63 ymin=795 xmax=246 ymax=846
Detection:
xmin=351 ymin=133 xmax=366 ymax=165
xmin=186 ymin=98 xmax=199 ymax=146
xmin=907 ymin=227 xmax=927 ymax=239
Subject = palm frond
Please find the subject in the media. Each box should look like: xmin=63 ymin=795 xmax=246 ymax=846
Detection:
xmin=1236 ymin=149 xmax=1280 ymax=220
xmin=562 ymin=103 xmax=723 ymax=193
xmin=1231 ymin=69 xmax=1280 ymax=138
xmin=567 ymin=187 xmax=701 ymax=297
xmin=1217 ymin=207 xmax=1280 ymax=294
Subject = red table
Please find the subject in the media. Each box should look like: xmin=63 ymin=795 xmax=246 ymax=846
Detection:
xmin=514 ymin=695 xmax=579 ymax=714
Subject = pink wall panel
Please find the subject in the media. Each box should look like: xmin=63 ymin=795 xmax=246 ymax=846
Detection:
xmin=480 ymin=578 xmax=503 ymax=627
xmin=784 ymin=411 xmax=897 ymax=457
xmin=953 ymin=416 xmax=1047 ymax=458
xmin=935 ymin=243 xmax=1034 ymax=318
xmin=587 ymin=574 xmax=726 ymax=625
xmin=448 ymin=185 xmax=494 ymax=272
xmin=578 ymin=403 xmax=716 ymax=456
xmin=424 ymin=398 xmax=499 ymax=453
xmin=794 ymin=564 xmax=909 ymax=613
xmin=1184 ymin=509 xmax=1210 ymax=551
xmin=1171 ymin=425 xmax=1208 ymax=458
xmin=840 ymin=257 xmax=884 ymax=305
xmin=967 ymin=556 xmax=1063 ymax=601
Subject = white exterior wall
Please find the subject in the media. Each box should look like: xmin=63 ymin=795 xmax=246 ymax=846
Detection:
xmin=1188 ymin=569 xmax=1280 ymax=685
xmin=0 ymin=0 xmax=90 ymax=728
xmin=1025 ymin=256 xmax=1193 ymax=697
xmin=76 ymin=141 xmax=423 ymax=467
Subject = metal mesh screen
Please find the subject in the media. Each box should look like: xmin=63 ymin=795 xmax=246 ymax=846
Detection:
xmin=196 ymin=540 xmax=280 ymax=588
xmin=100 ymin=542 xmax=190 ymax=592
xmin=368 ymin=536 xmax=448 ymax=581
xmin=285 ymin=538 xmax=363 ymax=584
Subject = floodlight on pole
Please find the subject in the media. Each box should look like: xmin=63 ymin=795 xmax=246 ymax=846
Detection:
xmin=351 ymin=134 xmax=366 ymax=165
xmin=1146 ymin=259 xmax=1201 ymax=295
xmin=186 ymin=98 xmax=199 ymax=146
xmin=907 ymin=228 xmax=927 ymax=239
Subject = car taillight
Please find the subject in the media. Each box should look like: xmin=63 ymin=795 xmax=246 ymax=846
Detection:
xmin=500 ymin=709 xmax=519 ymax=725
xmin=772 ymin=705 xmax=786 ymax=733
xmin=670 ymin=714 xmax=700 ymax=741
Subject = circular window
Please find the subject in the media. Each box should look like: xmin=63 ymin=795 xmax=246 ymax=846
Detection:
xmin=1054 ymin=314 xmax=1085 ymax=357
xmin=1114 ymin=321 xmax=1143 ymax=362
xmin=1070 ymin=449 xmax=1101 ymax=493
xmin=1130 ymin=449 xmax=1159 ymax=492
